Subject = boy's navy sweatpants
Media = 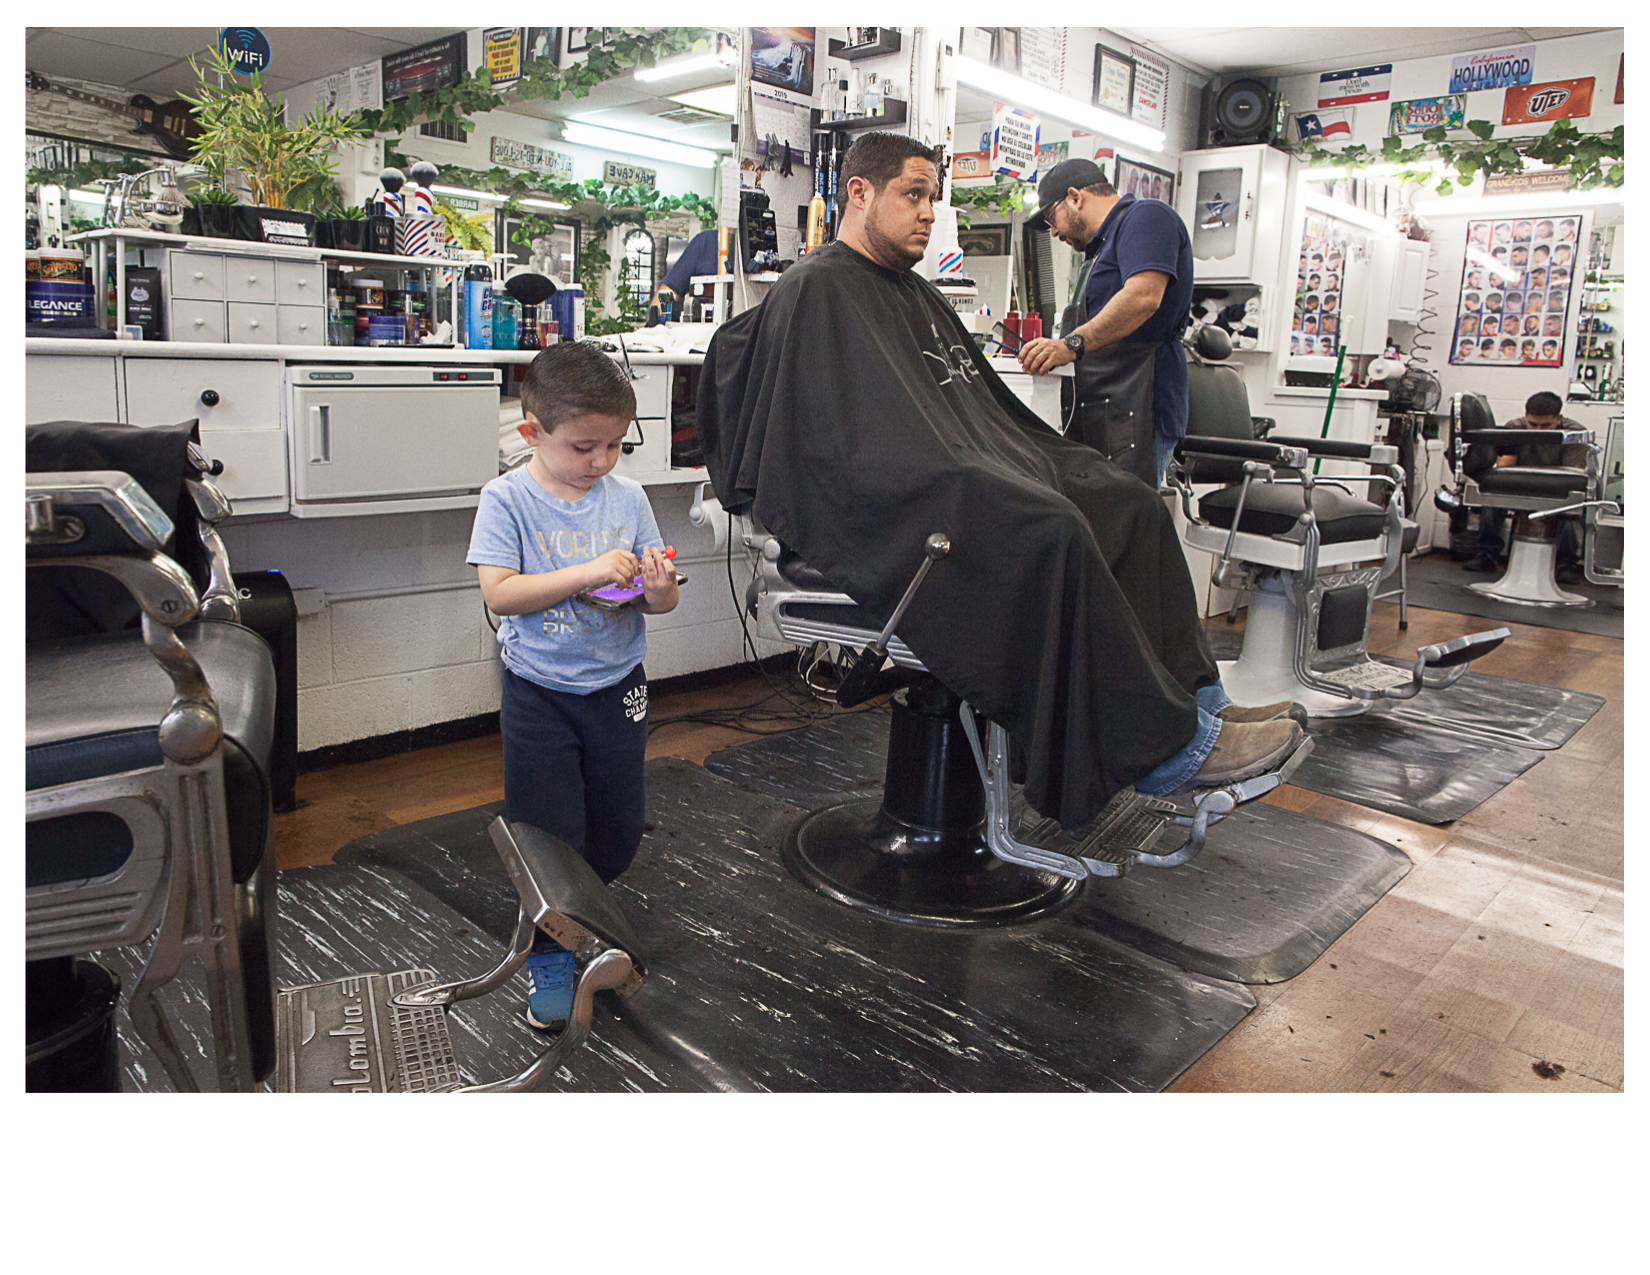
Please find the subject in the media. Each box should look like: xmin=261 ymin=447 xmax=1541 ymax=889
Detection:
xmin=499 ymin=662 xmax=649 ymax=887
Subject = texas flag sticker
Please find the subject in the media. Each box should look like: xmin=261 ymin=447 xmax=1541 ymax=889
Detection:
xmin=1319 ymin=64 xmax=1393 ymax=107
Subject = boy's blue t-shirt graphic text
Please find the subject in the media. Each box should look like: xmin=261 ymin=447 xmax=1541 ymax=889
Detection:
xmin=467 ymin=467 xmax=664 ymax=692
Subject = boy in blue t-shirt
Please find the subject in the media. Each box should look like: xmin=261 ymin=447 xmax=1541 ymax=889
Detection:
xmin=467 ymin=343 xmax=678 ymax=1031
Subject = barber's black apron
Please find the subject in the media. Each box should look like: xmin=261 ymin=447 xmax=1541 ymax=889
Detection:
xmin=1061 ymin=207 xmax=1172 ymax=487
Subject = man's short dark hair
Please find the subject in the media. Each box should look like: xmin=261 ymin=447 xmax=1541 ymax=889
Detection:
xmin=520 ymin=342 xmax=636 ymax=432
xmin=841 ymin=132 xmax=940 ymax=190
xmin=1526 ymin=391 xmax=1564 ymax=418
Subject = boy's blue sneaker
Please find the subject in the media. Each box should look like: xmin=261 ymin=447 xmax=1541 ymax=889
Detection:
xmin=525 ymin=945 xmax=576 ymax=1032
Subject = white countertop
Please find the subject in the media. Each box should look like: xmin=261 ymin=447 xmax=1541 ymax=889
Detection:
xmin=1268 ymin=386 xmax=1390 ymax=401
xmin=25 ymin=337 xmax=704 ymax=366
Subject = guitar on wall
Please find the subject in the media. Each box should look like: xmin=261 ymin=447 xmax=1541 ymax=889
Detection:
xmin=26 ymin=71 xmax=202 ymax=160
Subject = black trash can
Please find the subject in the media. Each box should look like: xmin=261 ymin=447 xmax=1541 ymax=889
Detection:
xmin=27 ymin=957 xmax=122 ymax=1092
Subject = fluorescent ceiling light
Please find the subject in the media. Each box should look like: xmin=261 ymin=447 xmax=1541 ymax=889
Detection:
xmin=429 ymin=183 xmax=507 ymax=203
xmin=520 ymin=198 xmax=570 ymax=211
xmin=562 ymin=121 xmax=720 ymax=168
xmin=1410 ymin=186 xmax=1624 ymax=215
xmin=1465 ymin=245 xmax=1524 ymax=286
xmin=667 ymin=83 xmax=737 ymax=116
xmin=1301 ymin=192 xmax=1395 ymax=235
xmin=634 ymin=51 xmax=732 ymax=82
xmin=954 ymin=55 xmax=1165 ymax=153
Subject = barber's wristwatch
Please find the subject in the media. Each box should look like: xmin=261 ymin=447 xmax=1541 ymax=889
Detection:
xmin=1063 ymin=332 xmax=1085 ymax=361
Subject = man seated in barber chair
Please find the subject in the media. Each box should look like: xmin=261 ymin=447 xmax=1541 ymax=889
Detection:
xmin=696 ymin=131 xmax=1308 ymax=842
xmin=1462 ymin=390 xmax=1588 ymax=584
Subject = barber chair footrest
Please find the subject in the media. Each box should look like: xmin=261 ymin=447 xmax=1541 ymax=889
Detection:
xmin=275 ymin=969 xmax=462 ymax=1093
xmin=1016 ymin=788 xmax=1182 ymax=878
xmin=1311 ymin=660 xmax=1416 ymax=693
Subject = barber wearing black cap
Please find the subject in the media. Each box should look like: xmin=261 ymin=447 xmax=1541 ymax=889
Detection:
xmin=1017 ymin=158 xmax=1194 ymax=487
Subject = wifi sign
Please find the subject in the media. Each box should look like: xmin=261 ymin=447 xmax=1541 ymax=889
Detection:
xmin=220 ymin=27 xmax=272 ymax=75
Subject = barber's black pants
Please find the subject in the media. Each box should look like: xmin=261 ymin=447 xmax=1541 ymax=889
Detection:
xmin=500 ymin=663 xmax=649 ymax=885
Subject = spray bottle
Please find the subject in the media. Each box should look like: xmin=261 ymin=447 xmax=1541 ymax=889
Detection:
xmin=462 ymin=263 xmax=493 ymax=350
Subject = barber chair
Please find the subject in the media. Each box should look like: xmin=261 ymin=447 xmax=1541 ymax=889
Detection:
xmin=1433 ymin=392 xmax=1619 ymax=608
xmin=744 ymin=520 xmax=1312 ymax=926
xmin=26 ymin=433 xmax=645 ymax=1093
xmin=1170 ymin=331 xmax=1507 ymax=719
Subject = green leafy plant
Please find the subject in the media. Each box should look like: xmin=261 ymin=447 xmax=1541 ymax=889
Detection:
xmin=179 ymin=46 xmax=366 ymax=208
xmin=1285 ymin=117 xmax=1624 ymax=197
xmin=188 ymin=186 xmax=239 ymax=205
xmin=950 ymin=175 xmax=1033 ymax=227
xmin=433 ymin=198 xmax=496 ymax=252
xmin=26 ymin=155 xmax=151 ymax=192
xmin=332 ymin=204 xmax=367 ymax=221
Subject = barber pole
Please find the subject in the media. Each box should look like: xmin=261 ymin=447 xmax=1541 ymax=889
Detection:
xmin=938 ymin=250 xmax=964 ymax=275
xmin=395 ymin=214 xmax=446 ymax=257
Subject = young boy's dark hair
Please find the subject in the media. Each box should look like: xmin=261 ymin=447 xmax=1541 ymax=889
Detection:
xmin=520 ymin=341 xmax=637 ymax=431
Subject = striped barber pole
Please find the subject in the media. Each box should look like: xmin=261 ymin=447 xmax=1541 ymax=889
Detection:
xmin=395 ymin=214 xmax=446 ymax=257
xmin=938 ymin=250 xmax=964 ymax=274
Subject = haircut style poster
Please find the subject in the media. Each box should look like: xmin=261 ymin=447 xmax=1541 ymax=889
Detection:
xmin=1290 ymin=212 xmax=1365 ymax=358
xmin=1449 ymin=215 xmax=1582 ymax=367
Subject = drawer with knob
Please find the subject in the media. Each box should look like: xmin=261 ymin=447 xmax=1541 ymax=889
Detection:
xmin=123 ymin=358 xmax=283 ymax=433
xmin=228 ymin=301 xmax=279 ymax=344
xmin=168 ymin=252 xmax=225 ymax=301
xmin=224 ymin=256 xmax=277 ymax=304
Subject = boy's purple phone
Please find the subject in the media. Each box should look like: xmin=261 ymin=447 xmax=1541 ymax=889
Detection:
xmin=581 ymin=581 xmax=646 ymax=609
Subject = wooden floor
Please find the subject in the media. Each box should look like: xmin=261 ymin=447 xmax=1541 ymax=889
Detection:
xmin=270 ymin=591 xmax=1624 ymax=1094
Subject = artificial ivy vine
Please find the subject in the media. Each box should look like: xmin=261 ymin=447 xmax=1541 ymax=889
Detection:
xmin=1286 ymin=117 xmax=1624 ymax=197
xmin=353 ymin=28 xmax=712 ymax=136
xmin=950 ymin=176 xmax=1032 ymax=227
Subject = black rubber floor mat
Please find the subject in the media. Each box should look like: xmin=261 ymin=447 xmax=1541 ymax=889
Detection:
xmin=707 ymin=713 xmax=1411 ymax=981
xmin=1398 ymin=552 xmax=1623 ymax=638
xmin=335 ymin=759 xmax=1257 ymax=1092
xmin=97 ymin=861 xmax=695 ymax=1092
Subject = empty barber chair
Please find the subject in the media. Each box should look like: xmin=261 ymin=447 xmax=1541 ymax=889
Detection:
xmin=1170 ymin=331 xmax=1507 ymax=719
xmin=1434 ymin=391 xmax=1619 ymax=608
xmin=743 ymin=517 xmax=1312 ymax=925
xmin=27 ymin=428 xmax=645 ymax=1092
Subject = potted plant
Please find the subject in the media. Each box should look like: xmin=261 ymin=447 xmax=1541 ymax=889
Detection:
xmin=188 ymin=186 xmax=239 ymax=239
xmin=179 ymin=47 xmax=365 ymax=247
xmin=328 ymin=204 xmax=369 ymax=253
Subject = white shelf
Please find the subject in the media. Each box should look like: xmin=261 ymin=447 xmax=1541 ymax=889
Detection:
xmin=67 ymin=226 xmax=467 ymax=271
xmin=25 ymin=336 xmax=704 ymax=366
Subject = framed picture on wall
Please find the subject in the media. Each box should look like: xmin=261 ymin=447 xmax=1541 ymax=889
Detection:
xmin=565 ymin=28 xmax=592 ymax=55
xmin=1093 ymin=45 xmax=1136 ymax=116
xmin=992 ymin=28 xmax=1021 ymax=75
xmin=957 ymin=224 xmax=1012 ymax=258
xmin=1115 ymin=157 xmax=1175 ymax=205
xmin=526 ymin=28 xmax=561 ymax=65
xmin=382 ymin=33 xmax=466 ymax=102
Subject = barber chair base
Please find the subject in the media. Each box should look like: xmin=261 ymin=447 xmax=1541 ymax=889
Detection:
xmin=1468 ymin=535 xmax=1593 ymax=608
xmin=783 ymin=803 xmax=1081 ymax=928
xmin=1220 ymin=580 xmax=1374 ymax=719
xmin=276 ymin=969 xmax=463 ymax=1092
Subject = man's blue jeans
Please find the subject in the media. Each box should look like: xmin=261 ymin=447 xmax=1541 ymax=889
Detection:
xmin=1479 ymin=506 xmax=1581 ymax=566
xmin=1133 ymin=682 xmax=1232 ymax=795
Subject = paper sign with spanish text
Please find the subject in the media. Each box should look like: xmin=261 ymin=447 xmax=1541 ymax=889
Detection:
xmin=1503 ymin=79 xmax=1594 ymax=125
xmin=990 ymin=103 xmax=1040 ymax=181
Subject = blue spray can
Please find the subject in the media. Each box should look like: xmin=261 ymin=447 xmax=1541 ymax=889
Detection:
xmin=462 ymin=264 xmax=493 ymax=350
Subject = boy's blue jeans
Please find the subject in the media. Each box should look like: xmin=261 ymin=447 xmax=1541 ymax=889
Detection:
xmin=500 ymin=662 xmax=649 ymax=890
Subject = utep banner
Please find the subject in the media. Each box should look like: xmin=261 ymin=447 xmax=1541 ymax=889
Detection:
xmin=1503 ymin=78 xmax=1595 ymax=125
xmin=1319 ymin=64 xmax=1391 ymax=107
xmin=1450 ymin=45 xmax=1535 ymax=94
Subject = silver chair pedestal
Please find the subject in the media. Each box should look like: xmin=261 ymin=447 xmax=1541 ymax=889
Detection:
xmin=1468 ymin=529 xmax=1592 ymax=608
xmin=1217 ymin=576 xmax=1371 ymax=719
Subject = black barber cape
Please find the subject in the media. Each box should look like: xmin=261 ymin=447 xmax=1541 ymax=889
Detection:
xmin=697 ymin=241 xmax=1219 ymax=825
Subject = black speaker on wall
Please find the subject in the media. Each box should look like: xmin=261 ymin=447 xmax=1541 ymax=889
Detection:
xmin=1199 ymin=75 xmax=1280 ymax=148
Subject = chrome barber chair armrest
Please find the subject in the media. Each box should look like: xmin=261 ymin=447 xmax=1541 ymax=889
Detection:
xmin=26 ymin=471 xmax=262 ymax=1093
xmin=183 ymin=473 xmax=240 ymax=622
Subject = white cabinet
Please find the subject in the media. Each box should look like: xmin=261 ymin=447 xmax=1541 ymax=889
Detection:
xmin=163 ymin=249 xmax=322 ymax=344
xmin=1389 ymin=237 xmax=1431 ymax=324
xmin=124 ymin=358 xmax=283 ymax=432
xmin=1176 ymin=144 xmax=1292 ymax=285
xmin=27 ymin=354 xmax=119 ymax=423
xmin=614 ymin=366 xmax=672 ymax=477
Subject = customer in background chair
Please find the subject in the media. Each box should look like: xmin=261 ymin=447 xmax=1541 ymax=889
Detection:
xmin=1463 ymin=390 xmax=1589 ymax=583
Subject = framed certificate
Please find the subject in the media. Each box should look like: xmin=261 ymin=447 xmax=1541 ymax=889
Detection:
xmin=1093 ymin=44 xmax=1136 ymax=116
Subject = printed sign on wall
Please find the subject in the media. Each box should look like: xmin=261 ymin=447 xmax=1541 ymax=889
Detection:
xmin=1450 ymin=44 xmax=1535 ymax=94
xmin=483 ymin=29 xmax=523 ymax=89
xmin=951 ymin=150 xmax=990 ymax=181
xmin=1503 ymin=78 xmax=1595 ymax=125
xmin=1449 ymin=214 xmax=1583 ymax=367
xmin=491 ymin=136 xmax=574 ymax=179
xmin=1319 ymin=64 xmax=1391 ymax=107
xmin=1291 ymin=108 xmax=1353 ymax=142
xmin=603 ymin=161 xmax=656 ymax=189
xmin=1389 ymin=95 xmax=1466 ymax=135
xmin=1130 ymin=47 xmax=1170 ymax=131
xmin=990 ymin=103 xmax=1040 ymax=181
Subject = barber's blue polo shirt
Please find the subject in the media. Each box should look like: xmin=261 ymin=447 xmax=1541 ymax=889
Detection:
xmin=1082 ymin=194 xmax=1195 ymax=442
xmin=662 ymin=228 xmax=720 ymax=296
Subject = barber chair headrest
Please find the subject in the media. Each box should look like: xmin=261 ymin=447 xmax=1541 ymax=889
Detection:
xmin=1458 ymin=392 xmax=1495 ymax=433
xmin=1192 ymin=325 xmax=1233 ymax=362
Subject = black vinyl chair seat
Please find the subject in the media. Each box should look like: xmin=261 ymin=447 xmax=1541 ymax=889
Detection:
xmin=26 ymin=621 xmax=276 ymax=885
xmin=1198 ymin=482 xmax=1389 ymax=543
xmin=774 ymin=548 xmax=885 ymax=631
xmin=1475 ymin=467 xmax=1588 ymax=500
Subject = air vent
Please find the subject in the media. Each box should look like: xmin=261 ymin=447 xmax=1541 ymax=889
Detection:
xmin=653 ymin=106 xmax=724 ymax=125
xmin=420 ymin=118 xmax=462 ymax=142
